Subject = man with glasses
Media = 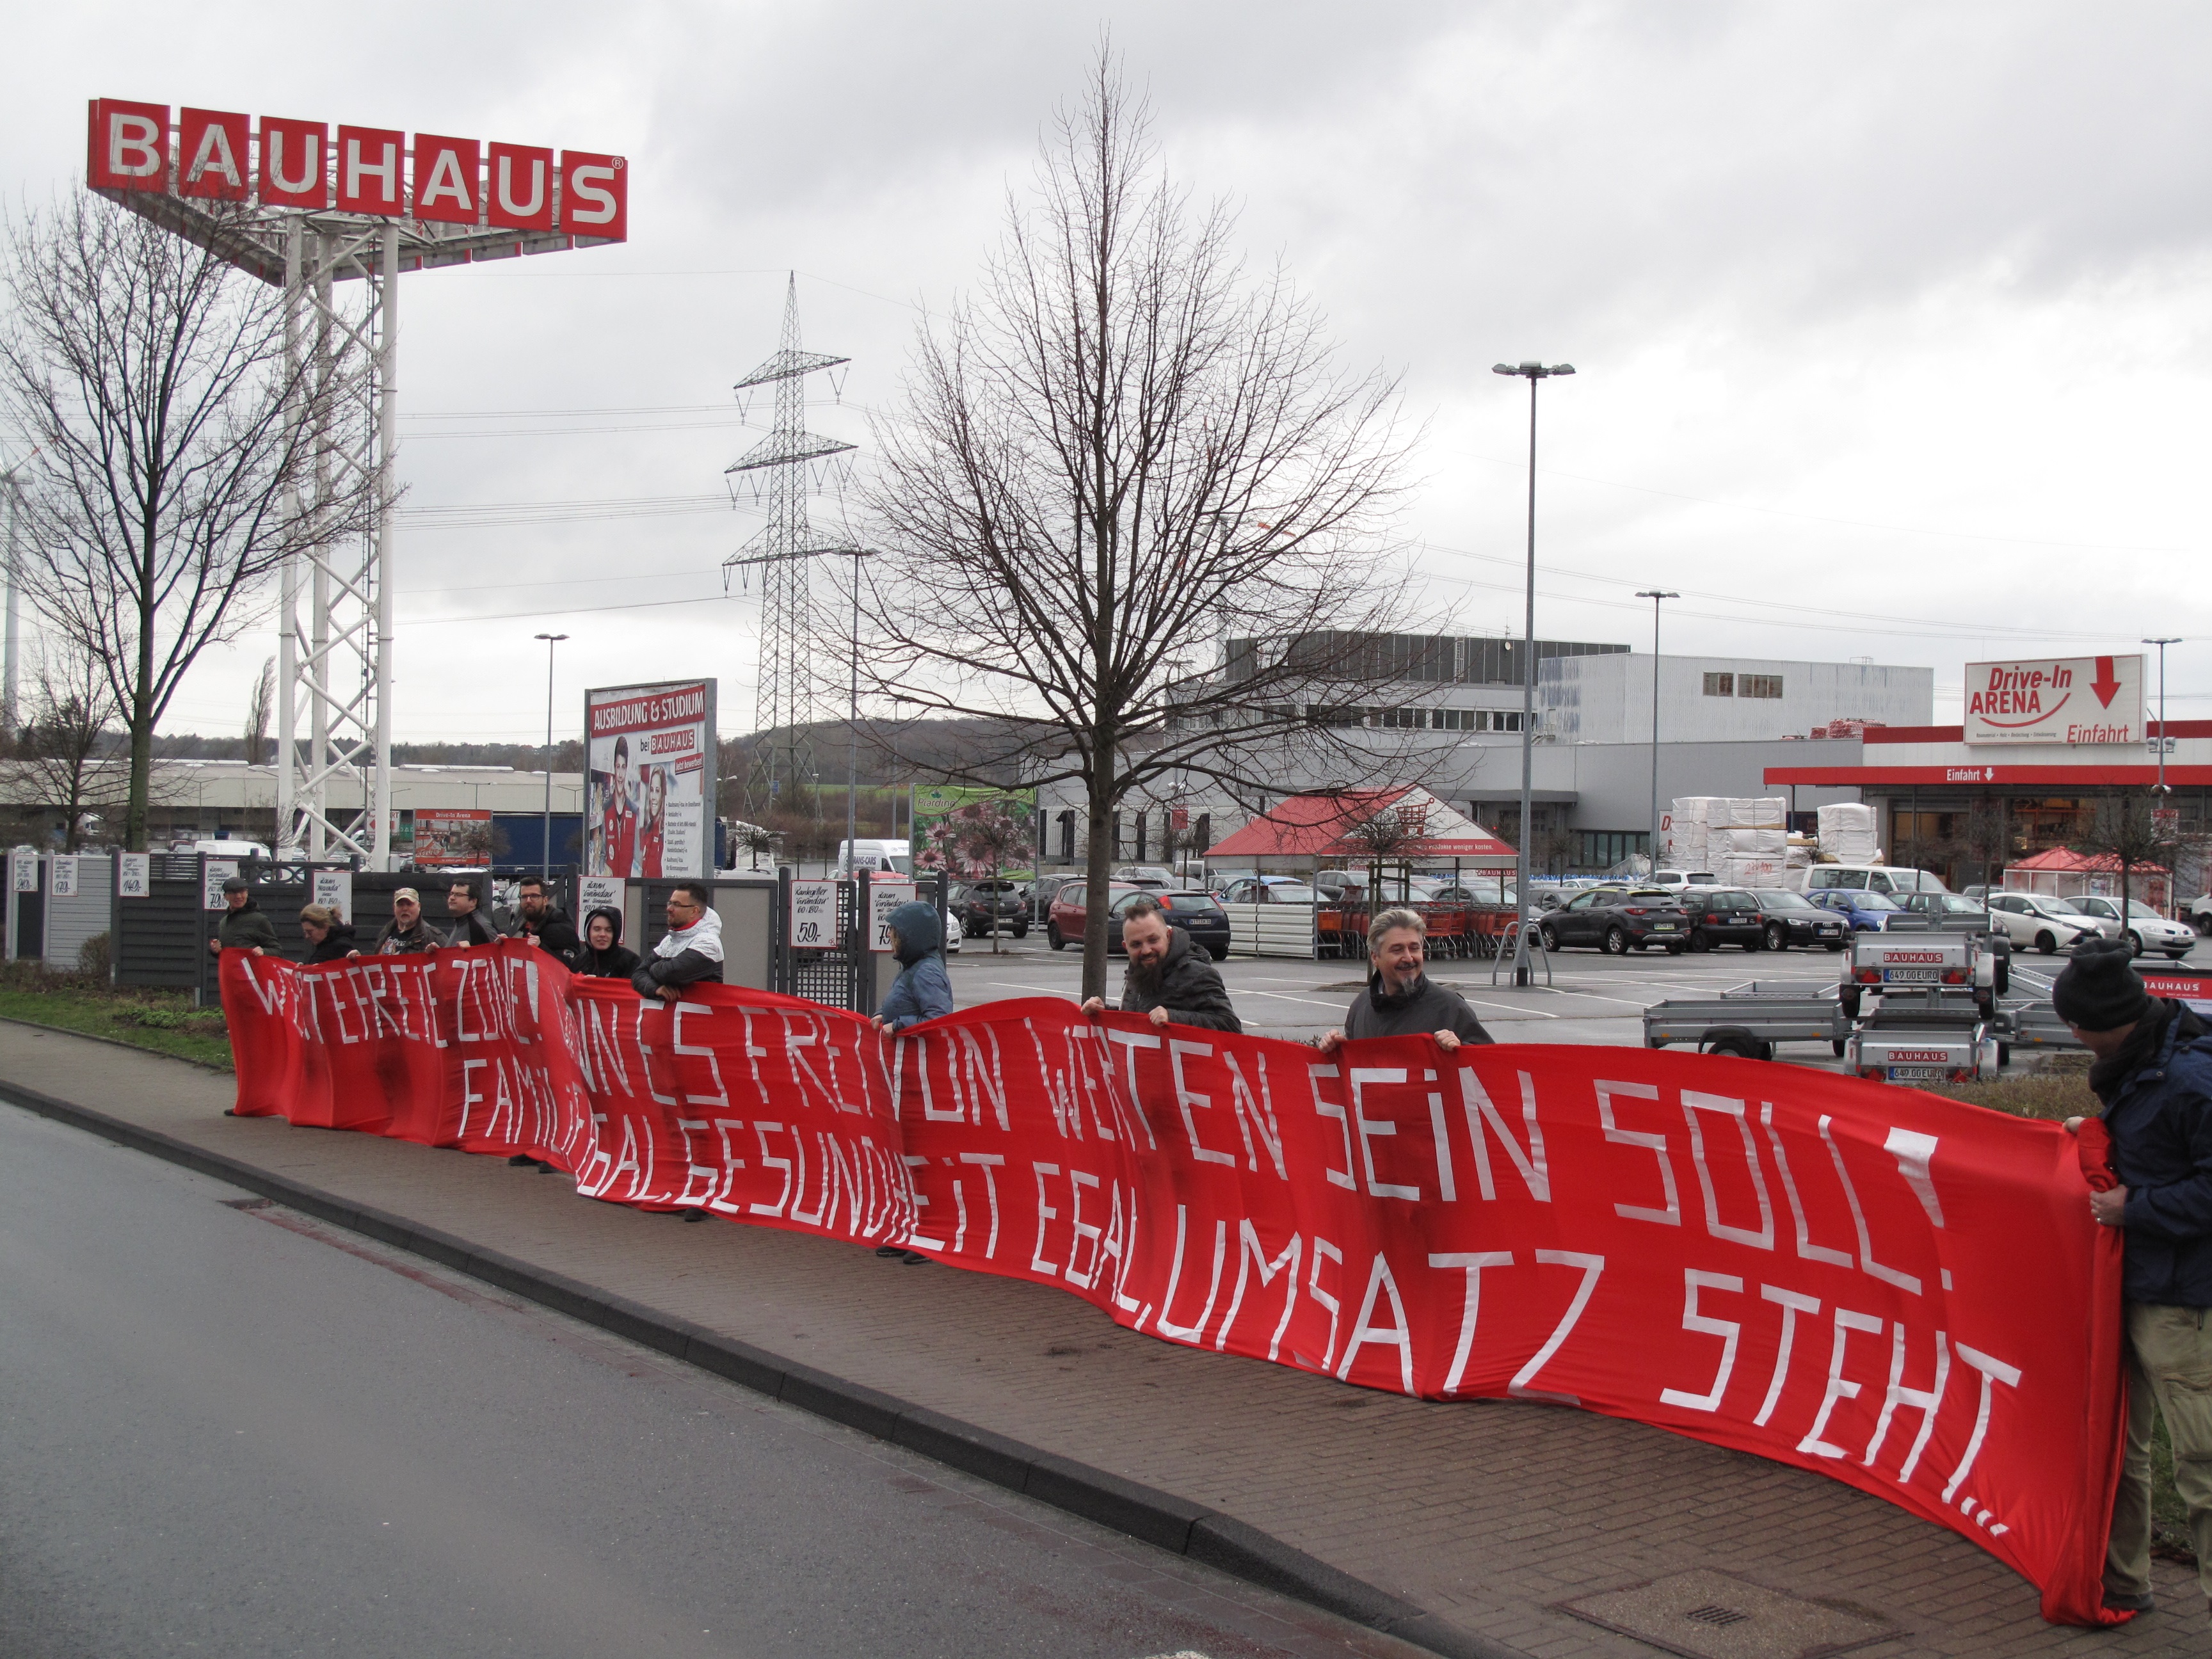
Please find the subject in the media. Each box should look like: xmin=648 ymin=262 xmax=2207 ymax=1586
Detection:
xmin=632 ymin=881 xmax=724 ymax=1003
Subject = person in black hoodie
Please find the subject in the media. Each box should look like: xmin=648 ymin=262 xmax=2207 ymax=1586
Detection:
xmin=567 ymin=906 xmax=640 ymax=979
xmin=298 ymin=904 xmax=357 ymax=965
xmin=1315 ymin=906 xmax=1493 ymax=1056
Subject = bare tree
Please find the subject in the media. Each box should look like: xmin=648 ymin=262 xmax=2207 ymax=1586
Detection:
xmin=244 ymin=654 xmax=274 ymax=765
xmin=11 ymin=634 xmax=128 ymax=850
xmin=863 ymin=52 xmax=1429 ymax=995
xmin=0 ymin=190 xmax=369 ymax=849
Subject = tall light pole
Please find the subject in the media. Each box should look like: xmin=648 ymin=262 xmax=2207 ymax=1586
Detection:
xmin=0 ymin=447 xmax=37 ymax=735
xmin=1636 ymin=589 xmax=1678 ymax=873
xmin=1492 ymin=360 xmax=1575 ymax=985
xmin=2145 ymin=637 xmax=2181 ymax=798
xmin=534 ymin=632 xmax=568 ymax=879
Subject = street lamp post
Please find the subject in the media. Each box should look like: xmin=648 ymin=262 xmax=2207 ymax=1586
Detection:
xmin=1491 ymin=360 xmax=1574 ymax=986
xmin=534 ymin=632 xmax=568 ymax=879
xmin=1635 ymin=589 xmax=1679 ymax=874
xmin=2145 ymin=637 xmax=2181 ymax=798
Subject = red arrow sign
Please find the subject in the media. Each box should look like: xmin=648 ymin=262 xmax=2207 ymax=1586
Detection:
xmin=2090 ymin=656 xmax=2122 ymax=707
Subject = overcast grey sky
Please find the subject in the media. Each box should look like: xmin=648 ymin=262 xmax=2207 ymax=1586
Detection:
xmin=6 ymin=1 xmax=2211 ymax=744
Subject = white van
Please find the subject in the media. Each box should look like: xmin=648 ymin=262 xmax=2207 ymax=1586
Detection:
xmin=835 ymin=838 xmax=912 ymax=876
xmin=1648 ymin=869 xmax=1719 ymax=890
xmin=1803 ymin=864 xmax=1949 ymax=896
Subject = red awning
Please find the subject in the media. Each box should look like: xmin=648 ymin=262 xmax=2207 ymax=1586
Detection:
xmin=1205 ymin=788 xmax=1517 ymax=866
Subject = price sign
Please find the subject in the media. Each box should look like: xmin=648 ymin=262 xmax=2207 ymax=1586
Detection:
xmin=202 ymin=858 xmax=239 ymax=911
xmin=789 ymin=879 xmax=838 ymax=949
xmin=579 ymin=876 xmax=625 ymax=917
xmin=49 ymin=856 xmax=77 ymax=897
xmin=12 ymin=851 xmax=40 ymax=894
xmin=868 ymin=878 xmax=916 ymax=952
xmin=117 ymin=852 xmax=150 ymax=899
xmin=311 ymin=870 xmax=353 ymax=920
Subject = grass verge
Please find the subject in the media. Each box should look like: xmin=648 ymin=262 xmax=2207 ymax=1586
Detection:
xmin=0 ymin=962 xmax=232 ymax=1071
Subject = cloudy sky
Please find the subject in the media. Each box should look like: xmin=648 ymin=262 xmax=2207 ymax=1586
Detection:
xmin=5 ymin=1 xmax=2210 ymax=746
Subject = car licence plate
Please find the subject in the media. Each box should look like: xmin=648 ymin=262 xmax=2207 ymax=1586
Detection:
xmin=1882 ymin=967 xmax=1940 ymax=982
xmin=1651 ymin=922 xmax=1677 ymax=931
xmin=1886 ymin=1065 xmax=1944 ymax=1080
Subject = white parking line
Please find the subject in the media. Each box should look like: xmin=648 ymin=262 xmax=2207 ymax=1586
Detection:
xmin=1238 ymin=990 xmax=1352 ymax=1011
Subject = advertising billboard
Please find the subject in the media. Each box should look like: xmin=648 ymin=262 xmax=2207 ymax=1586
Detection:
xmin=910 ymin=785 xmax=1038 ymax=877
xmin=585 ymin=680 xmax=717 ymax=879
xmin=1964 ymin=655 xmax=2143 ymax=746
xmin=413 ymin=809 xmax=495 ymax=867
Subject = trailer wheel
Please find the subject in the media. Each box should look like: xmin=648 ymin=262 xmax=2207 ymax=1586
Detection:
xmin=1839 ymin=987 xmax=1862 ymax=1022
xmin=1832 ymin=1039 xmax=1848 ymax=1058
xmin=1703 ymin=1032 xmax=1765 ymax=1061
xmin=1998 ymin=1043 xmax=2012 ymax=1066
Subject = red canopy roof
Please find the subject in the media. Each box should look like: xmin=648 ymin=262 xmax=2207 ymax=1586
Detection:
xmin=1205 ymin=787 xmax=1517 ymax=867
xmin=2009 ymin=847 xmax=2170 ymax=878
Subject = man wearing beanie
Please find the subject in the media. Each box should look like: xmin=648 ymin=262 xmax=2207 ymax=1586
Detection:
xmin=2059 ymin=934 xmax=2212 ymax=1620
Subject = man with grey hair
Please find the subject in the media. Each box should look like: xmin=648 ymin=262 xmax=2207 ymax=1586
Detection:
xmin=1316 ymin=906 xmax=1493 ymax=1055
xmin=1080 ymin=894 xmax=1241 ymax=1033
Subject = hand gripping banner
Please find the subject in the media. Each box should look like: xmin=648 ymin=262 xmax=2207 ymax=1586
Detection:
xmin=222 ymin=943 xmax=2126 ymax=1623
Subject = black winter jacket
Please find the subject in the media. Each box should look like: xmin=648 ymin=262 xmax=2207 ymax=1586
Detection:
xmin=1116 ymin=927 xmax=1242 ymax=1034
xmin=214 ymin=902 xmax=280 ymax=952
xmin=303 ymin=923 xmax=357 ymax=965
xmin=522 ymin=904 xmax=580 ymax=958
xmin=1344 ymin=972 xmax=1495 ymax=1045
xmin=2099 ymin=1000 xmax=2212 ymax=1307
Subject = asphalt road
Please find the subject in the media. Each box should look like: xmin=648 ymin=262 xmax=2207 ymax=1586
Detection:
xmin=0 ymin=1103 xmax=1416 ymax=1659
xmin=945 ymin=928 xmax=2207 ymax=1062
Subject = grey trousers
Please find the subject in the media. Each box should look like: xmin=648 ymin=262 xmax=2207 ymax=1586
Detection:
xmin=2107 ymin=1302 xmax=2212 ymax=1603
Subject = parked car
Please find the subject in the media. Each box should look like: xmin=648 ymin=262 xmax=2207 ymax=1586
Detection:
xmin=1028 ymin=874 xmax=1077 ymax=924
xmin=1112 ymin=865 xmax=1176 ymax=890
xmin=1676 ymin=888 xmax=1767 ymax=952
xmin=1046 ymin=880 xmax=1141 ymax=950
xmin=950 ymin=878 xmax=1029 ymax=940
xmin=1803 ymin=865 xmax=1950 ymax=895
xmin=1891 ymin=891 xmax=2014 ymax=991
xmin=1647 ymin=869 xmax=1720 ymax=890
xmin=1537 ymin=887 xmax=1688 ymax=954
xmin=1984 ymin=892 xmax=2101 ymax=955
xmin=1218 ymin=876 xmax=1320 ymax=905
xmin=1749 ymin=888 xmax=1850 ymax=952
xmin=1109 ymin=887 xmax=1231 ymax=961
xmin=2069 ymin=896 xmax=2197 ymax=959
xmin=1807 ymin=888 xmax=1905 ymax=932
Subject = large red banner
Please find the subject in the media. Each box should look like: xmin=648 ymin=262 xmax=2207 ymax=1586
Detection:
xmin=221 ymin=943 xmax=2125 ymax=1624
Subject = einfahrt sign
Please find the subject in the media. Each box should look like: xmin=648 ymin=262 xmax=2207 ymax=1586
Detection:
xmin=87 ymin=98 xmax=627 ymax=242
xmin=1964 ymin=655 xmax=2142 ymax=747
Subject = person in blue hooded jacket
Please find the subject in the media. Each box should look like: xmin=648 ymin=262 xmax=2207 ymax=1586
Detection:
xmin=873 ymin=900 xmax=954 ymax=1034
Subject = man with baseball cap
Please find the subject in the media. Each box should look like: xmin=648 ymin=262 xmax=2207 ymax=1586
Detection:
xmin=207 ymin=874 xmax=278 ymax=957
xmin=2060 ymin=935 xmax=2212 ymax=1619
xmin=358 ymin=888 xmax=438 ymax=956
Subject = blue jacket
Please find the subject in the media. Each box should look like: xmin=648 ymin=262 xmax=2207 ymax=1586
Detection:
xmin=878 ymin=901 xmax=954 ymax=1033
xmin=2103 ymin=1003 xmax=2212 ymax=1307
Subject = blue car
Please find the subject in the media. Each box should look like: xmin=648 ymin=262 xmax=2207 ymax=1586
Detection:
xmin=1809 ymin=888 xmax=1902 ymax=933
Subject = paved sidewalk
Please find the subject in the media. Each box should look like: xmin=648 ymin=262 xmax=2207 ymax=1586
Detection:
xmin=1 ymin=1022 xmax=2200 ymax=1658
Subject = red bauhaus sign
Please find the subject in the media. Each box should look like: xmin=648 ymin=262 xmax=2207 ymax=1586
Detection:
xmin=87 ymin=98 xmax=627 ymax=241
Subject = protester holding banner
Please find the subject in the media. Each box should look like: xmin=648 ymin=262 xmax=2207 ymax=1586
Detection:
xmin=208 ymin=876 xmax=278 ymax=956
xmin=360 ymin=888 xmax=438 ymax=956
xmin=297 ymin=904 xmax=355 ymax=965
xmin=444 ymin=880 xmax=503 ymax=948
xmin=874 ymin=901 xmax=954 ymax=1034
xmin=1081 ymin=895 xmax=1241 ymax=1033
xmin=567 ymin=907 xmax=639 ymax=979
xmin=2056 ymin=939 xmax=2212 ymax=1621
xmin=630 ymin=881 xmax=723 ymax=1002
xmin=1315 ymin=906 xmax=1493 ymax=1056
xmin=515 ymin=876 xmax=580 ymax=958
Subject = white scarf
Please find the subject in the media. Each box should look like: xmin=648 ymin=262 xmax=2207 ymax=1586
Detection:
xmin=653 ymin=906 xmax=725 ymax=964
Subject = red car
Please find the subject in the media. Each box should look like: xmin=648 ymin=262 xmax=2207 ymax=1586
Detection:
xmin=1046 ymin=881 xmax=1142 ymax=952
